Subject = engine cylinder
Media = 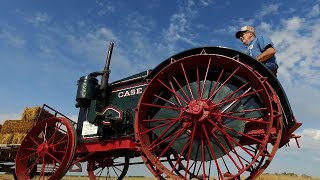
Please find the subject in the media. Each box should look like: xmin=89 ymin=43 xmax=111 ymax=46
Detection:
xmin=76 ymin=75 xmax=98 ymax=107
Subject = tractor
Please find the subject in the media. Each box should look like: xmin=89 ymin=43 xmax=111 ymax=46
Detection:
xmin=15 ymin=42 xmax=301 ymax=179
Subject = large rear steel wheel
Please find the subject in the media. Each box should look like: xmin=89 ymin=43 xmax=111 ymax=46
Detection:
xmin=15 ymin=117 xmax=76 ymax=180
xmin=135 ymin=53 xmax=283 ymax=179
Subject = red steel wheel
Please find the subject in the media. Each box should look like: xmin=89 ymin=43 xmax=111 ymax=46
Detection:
xmin=87 ymin=156 xmax=129 ymax=180
xmin=15 ymin=117 xmax=76 ymax=180
xmin=135 ymin=53 xmax=282 ymax=179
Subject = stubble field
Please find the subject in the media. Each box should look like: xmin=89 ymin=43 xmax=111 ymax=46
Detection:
xmin=0 ymin=174 xmax=319 ymax=180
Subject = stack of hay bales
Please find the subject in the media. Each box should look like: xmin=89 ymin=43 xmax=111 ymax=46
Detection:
xmin=0 ymin=107 xmax=53 ymax=144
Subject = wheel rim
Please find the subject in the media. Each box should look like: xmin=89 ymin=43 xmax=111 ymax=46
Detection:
xmin=135 ymin=54 xmax=279 ymax=179
xmin=246 ymin=82 xmax=283 ymax=179
xmin=15 ymin=117 xmax=76 ymax=180
xmin=87 ymin=156 xmax=129 ymax=180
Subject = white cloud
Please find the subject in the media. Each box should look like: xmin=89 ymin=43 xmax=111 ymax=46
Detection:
xmin=308 ymin=4 xmax=320 ymax=17
xmin=95 ymin=1 xmax=116 ymax=16
xmin=27 ymin=12 xmax=49 ymax=26
xmin=257 ymin=4 xmax=280 ymax=19
xmin=0 ymin=29 xmax=25 ymax=48
xmin=126 ymin=12 xmax=155 ymax=32
xmin=283 ymin=128 xmax=320 ymax=158
xmin=262 ymin=15 xmax=320 ymax=90
xmin=162 ymin=0 xmax=204 ymax=53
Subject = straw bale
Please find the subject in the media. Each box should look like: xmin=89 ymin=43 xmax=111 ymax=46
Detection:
xmin=0 ymin=133 xmax=13 ymax=144
xmin=1 ymin=120 xmax=35 ymax=134
xmin=21 ymin=107 xmax=53 ymax=122
xmin=1 ymin=120 xmax=21 ymax=134
xmin=20 ymin=121 xmax=35 ymax=133
xmin=11 ymin=133 xmax=26 ymax=144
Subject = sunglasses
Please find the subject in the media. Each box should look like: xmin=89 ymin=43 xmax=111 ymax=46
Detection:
xmin=239 ymin=31 xmax=250 ymax=39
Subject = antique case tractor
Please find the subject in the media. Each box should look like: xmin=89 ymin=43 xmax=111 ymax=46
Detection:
xmin=15 ymin=42 xmax=301 ymax=180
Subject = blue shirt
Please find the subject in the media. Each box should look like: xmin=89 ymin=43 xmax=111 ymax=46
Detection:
xmin=245 ymin=35 xmax=277 ymax=66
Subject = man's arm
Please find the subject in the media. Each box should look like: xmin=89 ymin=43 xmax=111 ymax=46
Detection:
xmin=256 ymin=46 xmax=276 ymax=63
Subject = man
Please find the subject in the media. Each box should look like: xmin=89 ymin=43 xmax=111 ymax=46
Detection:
xmin=235 ymin=25 xmax=278 ymax=75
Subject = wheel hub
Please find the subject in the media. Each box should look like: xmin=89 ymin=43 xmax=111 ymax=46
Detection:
xmin=183 ymin=100 xmax=211 ymax=122
xmin=182 ymin=100 xmax=222 ymax=136
xmin=37 ymin=143 xmax=50 ymax=156
xmin=182 ymin=100 xmax=222 ymax=123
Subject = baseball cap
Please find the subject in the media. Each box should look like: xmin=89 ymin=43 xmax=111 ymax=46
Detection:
xmin=235 ymin=25 xmax=255 ymax=39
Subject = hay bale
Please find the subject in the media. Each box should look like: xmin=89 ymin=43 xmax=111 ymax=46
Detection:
xmin=21 ymin=107 xmax=41 ymax=121
xmin=20 ymin=121 xmax=35 ymax=133
xmin=1 ymin=120 xmax=21 ymax=134
xmin=21 ymin=107 xmax=53 ymax=122
xmin=1 ymin=120 xmax=35 ymax=134
xmin=0 ymin=133 xmax=13 ymax=144
xmin=11 ymin=133 xmax=26 ymax=144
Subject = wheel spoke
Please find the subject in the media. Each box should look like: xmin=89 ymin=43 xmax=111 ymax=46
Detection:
xmin=155 ymin=126 xmax=187 ymax=163
xmin=157 ymin=79 xmax=189 ymax=104
xmin=222 ymin=125 xmax=263 ymax=144
xmin=181 ymin=63 xmax=195 ymax=100
xmin=154 ymin=94 xmax=182 ymax=108
xmin=47 ymin=152 xmax=62 ymax=164
xmin=40 ymin=156 xmax=46 ymax=179
xmin=224 ymin=107 xmax=267 ymax=115
xmin=19 ymin=150 xmax=38 ymax=161
xmin=30 ymin=136 xmax=40 ymax=146
xmin=207 ymin=67 xmax=240 ymax=102
xmin=170 ymin=141 xmax=191 ymax=174
xmin=143 ymin=117 xmax=179 ymax=122
xmin=196 ymin=66 xmax=201 ymax=100
xmin=200 ymin=58 xmax=211 ymax=99
xmin=112 ymin=166 xmax=120 ymax=178
xmin=201 ymin=124 xmax=224 ymax=179
xmin=142 ymin=102 xmax=183 ymax=111
xmin=149 ymin=119 xmax=182 ymax=149
xmin=218 ymin=82 xmax=250 ymax=106
xmin=208 ymin=120 xmax=255 ymax=158
xmin=208 ymin=127 xmax=241 ymax=171
xmin=47 ymin=122 xmax=63 ymax=144
xmin=169 ymin=80 xmax=182 ymax=106
xmin=212 ymin=113 xmax=269 ymax=124
xmin=54 ymin=134 xmax=68 ymax=147
xmin=184 ymin=125 xmax=197 ymax=178
xmin=216 ymin=89 xmax=263 ymax=108
xmin=151 ymin=130 xmax=184 ymax=154
xmin=140 ymin=118 xmax=180 ymax=135
xmin=201 ymin=130 xmax=206 ymax=179
xmin=53 ymin=139 xmax=69 ymax=147
xmin=172 ymin=76 xmax=191 ymax=102
xmin=209 ymin=68 xmax=225 ymax=100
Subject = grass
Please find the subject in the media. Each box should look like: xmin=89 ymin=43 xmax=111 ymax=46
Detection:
xmin=1 ymin=174 xmax=319 ymax=180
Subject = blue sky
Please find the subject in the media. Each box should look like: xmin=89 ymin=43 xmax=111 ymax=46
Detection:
xmin=0 ymin=0 xmax=320 ymax=177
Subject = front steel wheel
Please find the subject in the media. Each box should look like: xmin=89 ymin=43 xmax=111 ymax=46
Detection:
xmin=15 ymin=117 xmax=76 ymax=180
